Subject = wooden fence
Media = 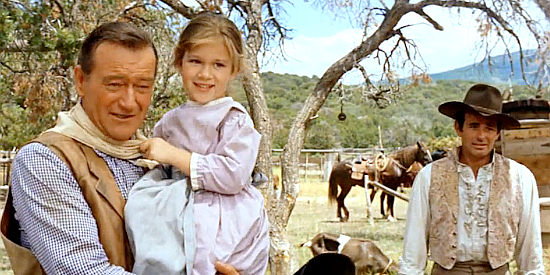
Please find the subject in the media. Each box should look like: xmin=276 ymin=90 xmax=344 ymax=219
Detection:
xmin=0 ymin=147 xmax=391 ymax=186
xmin=272 ymin=147 xmax=389 ymax=182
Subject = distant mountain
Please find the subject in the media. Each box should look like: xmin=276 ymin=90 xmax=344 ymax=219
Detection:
xmin=429 ymin=50 xmax=543 ymax=85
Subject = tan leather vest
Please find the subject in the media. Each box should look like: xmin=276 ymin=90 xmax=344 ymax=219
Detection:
xmin=428 ymin=151 xmax=521 ymax=270
xmin=1 ymin=132 xmax=134 ymax=274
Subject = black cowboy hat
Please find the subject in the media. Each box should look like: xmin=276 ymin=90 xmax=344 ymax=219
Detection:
xmin=438 ymin=83 xmax=520 ymax=129
xmin=293 ymin=253 xmax=355 ymax=275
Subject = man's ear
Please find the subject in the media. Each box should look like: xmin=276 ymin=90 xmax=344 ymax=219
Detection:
xmin=74 ymin=65 xmax=86 ymax=97
xmin=454 ymin=120 xmax=461 ymax=135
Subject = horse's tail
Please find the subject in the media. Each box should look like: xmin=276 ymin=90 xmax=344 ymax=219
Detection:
xmin=328 ymin=171 xmax=338 ymax=204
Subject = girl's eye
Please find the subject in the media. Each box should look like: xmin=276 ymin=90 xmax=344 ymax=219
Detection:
xmin=215 ymin=63 xmax=226 ymax=68
xmin=188 ymin=59 xmax=201 ymax=64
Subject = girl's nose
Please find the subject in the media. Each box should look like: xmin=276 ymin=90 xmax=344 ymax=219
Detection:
xmin=198 ymin=65 xmax=212 ymax=78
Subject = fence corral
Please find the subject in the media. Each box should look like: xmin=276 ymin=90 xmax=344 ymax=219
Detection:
xmin=272 ymin=148 xmax=388 ymax=183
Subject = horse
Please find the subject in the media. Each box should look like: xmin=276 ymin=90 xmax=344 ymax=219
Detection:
xmin=328 ymin=141 xmax=432 ymax=222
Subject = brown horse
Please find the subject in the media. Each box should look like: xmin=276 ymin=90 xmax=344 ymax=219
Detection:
xmin=328 ymin=141 xmax=432 ymax=222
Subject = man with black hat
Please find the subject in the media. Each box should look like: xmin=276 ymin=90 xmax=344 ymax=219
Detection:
xmin=399 ymin=84 xmax=545 ymax=274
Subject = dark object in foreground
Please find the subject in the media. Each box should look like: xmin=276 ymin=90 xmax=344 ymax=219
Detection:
xmin=300 ymin=232 xmax=399 ymax=274
xmin=293 ymin=253 xmax=355 ymax=275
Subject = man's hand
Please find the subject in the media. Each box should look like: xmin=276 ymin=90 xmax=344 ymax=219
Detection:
xmin=215 ymin=261 xmax=240 ymax=275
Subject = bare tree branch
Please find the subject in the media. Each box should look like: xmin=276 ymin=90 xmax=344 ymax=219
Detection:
xmin=415 ymin=0 xmax=527 ymax=82
xmin=0 ymin=61 xmax=29 ymax=73
xmin=159 ymin=0 xmax=198 ymax=18
xmin=413 ymin=8 xmax=443 ymax=30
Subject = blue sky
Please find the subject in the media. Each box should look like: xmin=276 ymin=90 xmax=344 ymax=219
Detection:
xmin=259 ymin=1 xmax=546 ymax=83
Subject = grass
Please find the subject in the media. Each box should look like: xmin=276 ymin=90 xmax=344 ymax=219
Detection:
xmin=286 ymin=173 xmax=550 ymax=274
xmin=287 ymin=176 xmax=408 ymax=273
xmin=0 ymin=172 xmax=548 ymax=274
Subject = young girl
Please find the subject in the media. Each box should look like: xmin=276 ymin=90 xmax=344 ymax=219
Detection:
xmin=128 ymin=12 xmax=269 ymax=275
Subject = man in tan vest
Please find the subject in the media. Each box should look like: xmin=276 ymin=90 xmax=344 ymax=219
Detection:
xmin=399 ymin=84 xmax=545 ymax=274
xmin=1 ymin=22 xmax=239 ymax=275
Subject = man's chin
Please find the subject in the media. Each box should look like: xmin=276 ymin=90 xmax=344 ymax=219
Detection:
xmin=471 ymin=149 xmax=491 ymax=159
xmin=107 ymin=130 xmax=137 ymax=141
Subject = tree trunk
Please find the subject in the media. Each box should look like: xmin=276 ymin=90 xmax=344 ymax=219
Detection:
xmin=239 ymin=1 xmax=283 ymax=274
xmin=241 ymin=0 xmax=274 ymax=196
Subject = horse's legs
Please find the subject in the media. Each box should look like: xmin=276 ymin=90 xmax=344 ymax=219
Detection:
xmin=337 ymin=184 xmax=352 ymax=222
xmin=369 ymin=186 xmax=377 ymax=202
xmin=380 ymin=192 xmax=386 ymax=217
xmin=387 ymin=193 xmax=396 ymax=222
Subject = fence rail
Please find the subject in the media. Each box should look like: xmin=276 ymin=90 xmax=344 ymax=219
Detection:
xmin=1 ymin=150 xmax=16 ymax=186
xmin=0 ymin=147 xmax=395 ymax=186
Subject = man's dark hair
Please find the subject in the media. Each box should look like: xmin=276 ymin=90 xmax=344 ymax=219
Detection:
xmin=456 ymin=110 xmax=501 ymax=132
xmin=77 ymin=22 xmax=158 ymax=75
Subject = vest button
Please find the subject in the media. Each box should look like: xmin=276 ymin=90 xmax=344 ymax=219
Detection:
xmin=451 ymin=244 xmax=457 ymax=248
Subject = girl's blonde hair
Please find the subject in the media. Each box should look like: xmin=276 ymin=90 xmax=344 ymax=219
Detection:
xmin=173 ymin=12 xmax=244 ymax=74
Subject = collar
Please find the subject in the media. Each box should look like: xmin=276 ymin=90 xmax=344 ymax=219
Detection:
xmin=187 ymin=97 xmax=232 ymax=107
xmin=450 ymin=146 xmax=495 ymax=171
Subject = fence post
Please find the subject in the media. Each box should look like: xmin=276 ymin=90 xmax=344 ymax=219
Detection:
xmin=364 ymin=176 xmax=374 ymax=226
xmin=324 ymin=153 xmax=336 ymax=182
xmin=304 ymin=152 xmax=309 ymax=183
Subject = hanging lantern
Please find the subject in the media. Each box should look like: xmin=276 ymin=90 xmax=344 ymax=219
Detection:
xmin=338 ymin=102 xmax=346 ymax=121
xmin=337 ymin=82 xmax=346 ymax=121
xmin=338 ymin=112 xmax=347 ymax=121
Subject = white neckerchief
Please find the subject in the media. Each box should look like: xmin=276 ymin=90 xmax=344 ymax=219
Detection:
xmin=45 ymin=103 xmax=157 ymax=168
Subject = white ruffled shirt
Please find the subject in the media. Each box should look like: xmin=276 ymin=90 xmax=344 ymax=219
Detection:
xmin=399 ymin=157 xmax=545 ymax=274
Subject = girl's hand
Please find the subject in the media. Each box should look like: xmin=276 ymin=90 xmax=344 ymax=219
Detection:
xmin=140 ymin=138 xmax=192 ymax=174
xmin=139 ymin=138 xmax=178 ymax=165
xmin=215 ymin=261 xmax=240 ymax=275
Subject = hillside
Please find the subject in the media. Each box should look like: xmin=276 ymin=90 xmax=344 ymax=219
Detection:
xmin=233 ymin=73 xmax=542 ymax=150
xmin=429 ymin=50 xmax=543 ymax=85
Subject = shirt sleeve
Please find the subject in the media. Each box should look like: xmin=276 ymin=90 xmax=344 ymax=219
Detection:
xmin=152 ymin=118 xmax=164 ymax=138
xmin=513 ymin=163 xmax=546 ymax=275
xmin=191 ymin=110 xmax=260 ymax=194
xmin=399 ymin=164 xmax=432 ymax=275
xmin=10 ymin=143 xmax=134 ymax=275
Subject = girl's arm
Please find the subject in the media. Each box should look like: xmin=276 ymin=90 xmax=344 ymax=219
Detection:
xmin=142 ymin=107 xmax=260 ymax=194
